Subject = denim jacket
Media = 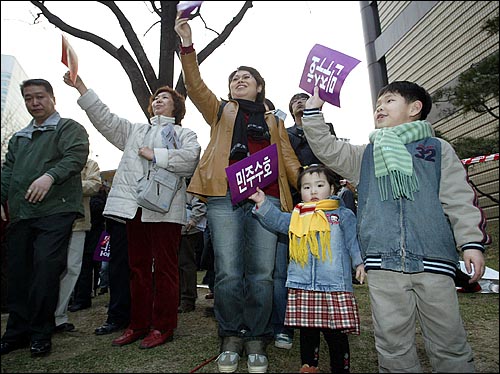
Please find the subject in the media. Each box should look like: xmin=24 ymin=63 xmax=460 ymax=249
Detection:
xmin=253 ymin=196 xmax=363 ymax=292
xmin=302 ymin=112 xmax=490 ymax=279
xmin=358 ymin=138 xmax=478 ymax=276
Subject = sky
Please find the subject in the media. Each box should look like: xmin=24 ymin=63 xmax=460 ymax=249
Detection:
xmin=1 ymin=1 xmax=375 ymax=171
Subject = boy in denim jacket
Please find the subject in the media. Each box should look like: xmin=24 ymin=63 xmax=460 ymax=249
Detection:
xmin=302 ymin=82 xmax=490 ymax=372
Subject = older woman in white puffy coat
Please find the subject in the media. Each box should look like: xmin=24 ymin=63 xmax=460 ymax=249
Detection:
xmin=64 ymin=72 xmax=201 ymax=350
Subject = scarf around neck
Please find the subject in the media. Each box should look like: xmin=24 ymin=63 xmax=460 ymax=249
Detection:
xmin=229 ymin=99 xmax=269 ymax=161
xmin=150 ymin=115 xmax=180 ymax=149
xmin=368 ymin=120 xmax=433 ymax=201
xmin=288 ymin=199 xmax=340 ymax=267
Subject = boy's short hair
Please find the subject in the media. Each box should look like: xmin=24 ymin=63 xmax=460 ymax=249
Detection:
xmin=297 ymin=164 xmax=338 ymax=192
xmin=377 ymin=81 xmax=432 ymax=120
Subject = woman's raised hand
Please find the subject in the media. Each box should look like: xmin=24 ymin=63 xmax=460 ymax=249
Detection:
xmin=174 ymin=13 xmax=193 ymax=47
xmin=63 ymin=71 xmax=88 ymax=95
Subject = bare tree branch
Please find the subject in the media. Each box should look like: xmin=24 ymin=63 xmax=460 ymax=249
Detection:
xmin=175 ymin=1 xmax=254 ymax=95
xmin=29 ymin=1 xmax=253 ymax=116
xmin=97 ymin=1 xmax=158 ymax=91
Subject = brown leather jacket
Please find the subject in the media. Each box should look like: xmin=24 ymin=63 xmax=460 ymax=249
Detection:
xmin=181 ymin=51 xmax=301 ymax=212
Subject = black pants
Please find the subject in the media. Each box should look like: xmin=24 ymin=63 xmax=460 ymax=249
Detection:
xmin=300 ymin=327 xmax=350 ymax=372
xmin=178 ymin=232 xmax=203 ymax=306
xmin=73 ymin=223 xmax=103 ymax=305
xmin=3 ymin=213 xmax=76 ymax=342
xmin=105 ymin=219 xmax=130 ymax=326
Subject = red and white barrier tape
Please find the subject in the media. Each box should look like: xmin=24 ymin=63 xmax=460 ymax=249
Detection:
xmin=461 ymin=153 xmax=499 ymax=165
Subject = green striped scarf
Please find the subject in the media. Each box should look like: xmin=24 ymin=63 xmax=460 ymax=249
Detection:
xmin=368 ymin=120 xmax=433 ymax=201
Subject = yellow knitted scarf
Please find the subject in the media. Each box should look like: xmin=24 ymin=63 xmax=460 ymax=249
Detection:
xmin=288 ymin=199 xmax=340 ymax=267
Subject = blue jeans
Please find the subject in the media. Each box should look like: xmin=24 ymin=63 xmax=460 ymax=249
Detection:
xmin=207 ymin=193 xmax=279 ymax=339
xmin=272 ymin=234 xmax=294 ymax=338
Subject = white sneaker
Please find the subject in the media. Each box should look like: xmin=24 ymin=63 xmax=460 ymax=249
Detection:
xmin=217 ymin=351 xmax=240 ymax=373
xmin=247 ymin=353 xmax=268 ymax=373
xmin=274 ymin=333 xmax=293 ymax=349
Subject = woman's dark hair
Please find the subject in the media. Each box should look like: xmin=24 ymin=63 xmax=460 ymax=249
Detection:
xmin=377 ymin=81 xmax=432 ymax=120
xmin=148 ymin=86 xmax=186 ymax=124
xmin=297 ymin=164 xmax=338 ymax=191
xmin=20 ymin=79 xmax=54 ymax=97
xmin=264 ymin=98 xmax=275 ymax=111
xmin=228 ymin=66 xmax=266 ymax=103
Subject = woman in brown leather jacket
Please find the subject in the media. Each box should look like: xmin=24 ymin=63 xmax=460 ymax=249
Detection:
xmin=176 ymin=14 xmax=301 ymax=374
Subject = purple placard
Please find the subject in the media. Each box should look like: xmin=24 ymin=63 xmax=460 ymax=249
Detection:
xmin=299 ymin=44 xmax=361 ymax=107
xmin=93 ymin=231 xmax=111 ymax=262
xmin=225 ymin=143 xmax=278 ymax=205
xmin=177 ymin=1 xmax=203 ymax=19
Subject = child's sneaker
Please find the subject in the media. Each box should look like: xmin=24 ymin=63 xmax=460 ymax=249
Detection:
xmin=216 ymin=351 xmax=240 ymax=373
xmin=300 ymin=364 xmax=319 ymax=373
xmin=274 ymin=333 xmax=293 ymax=349
xmin=247 ymin=354 xmax=268 ymax=373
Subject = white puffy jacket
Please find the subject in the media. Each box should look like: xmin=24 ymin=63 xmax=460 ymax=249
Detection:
xmin=77 ymin=89 xmax=201 ymax=224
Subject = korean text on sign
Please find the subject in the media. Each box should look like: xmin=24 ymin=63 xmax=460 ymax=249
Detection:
xmin=225 ymin=143 xmax=279 ymax=205
xmin=299 ymin=44 xmax=361 ymax=107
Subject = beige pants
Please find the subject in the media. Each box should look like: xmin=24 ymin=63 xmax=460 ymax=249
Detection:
xmin=367 ymin=270 xmax=475 ymax=373
xmin=54 ymin=231 xmax=86 ymax=326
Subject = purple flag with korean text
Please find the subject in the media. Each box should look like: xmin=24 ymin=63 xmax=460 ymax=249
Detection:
xmin=225 ymin=144 xmax=278 ymax=205
xmin=299 ymin=44 xmax=361 ymax=107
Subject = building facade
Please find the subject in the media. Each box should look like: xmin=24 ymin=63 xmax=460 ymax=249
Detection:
xmin=360 ymin=1 xmax=499 ymax=221
xmin=1 ymin=54 xmax=31 ymax=166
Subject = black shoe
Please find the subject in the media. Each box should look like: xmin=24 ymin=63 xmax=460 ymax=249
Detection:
xmin=1 ymin=340 xmax=29 ymax=355
xmin=94 ymin=321 xmax=126 ymax=335
xmin=54 ymin=323 xmax=75 ymax=333
xmin=98 ymin=287 xmax=108 ymax=295
xmin=30 ymin=340 xmax=51 ymax=357
xmin=69 ymin=303 xmax=91 ymax=312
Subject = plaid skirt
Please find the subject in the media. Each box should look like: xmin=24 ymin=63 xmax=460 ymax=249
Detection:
xmin=284 ymin=288 xmax=360 ymax=335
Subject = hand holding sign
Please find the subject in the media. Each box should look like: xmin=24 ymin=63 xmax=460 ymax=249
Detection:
xmin=177 ymin=1 xmax=203 ymax=19
xmin=307 ymin=86 xmax=325 ymax=109
xmin=299 ymin=44 xmax=360 ymax=107
xmin=225 ymin=144 xmax=278 ymax=205
xmin=61 ymin=35 xmax=78 ymax=85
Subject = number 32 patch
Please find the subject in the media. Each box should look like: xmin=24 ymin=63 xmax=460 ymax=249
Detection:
xmin=415 ymin=144 xmax=436 ymax=162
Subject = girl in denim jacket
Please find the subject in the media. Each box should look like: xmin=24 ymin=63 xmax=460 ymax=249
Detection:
xmin=250 ymin=164 xmax=366 ymax=373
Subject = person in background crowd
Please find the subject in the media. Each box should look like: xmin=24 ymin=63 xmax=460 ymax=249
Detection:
xmin=1 ymin=78 xmax=89 ymax=357
xmin=178 ymin=191 xmax=207 ymax=313
xmin=71 ymin=184 xmax=108 ymax=311
xmin=64 ymin=71 xmax=201 ymax=350
xmin=97 ymin=258 xmax=109 ymax=295
xmin=200 ymin=223 xmax=215 ymax=305
xmin=302 ymin=82 xmax=489 ymax=372
xmin=54 ymin=158 xmax=101 ymax=332
xmin=337 ymin=179 xmax=356 ymax=215
xmin=175 ymin=14 xmax=301 ymax=374
xmin=94 ymin=217 xmax=130 ymax=336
